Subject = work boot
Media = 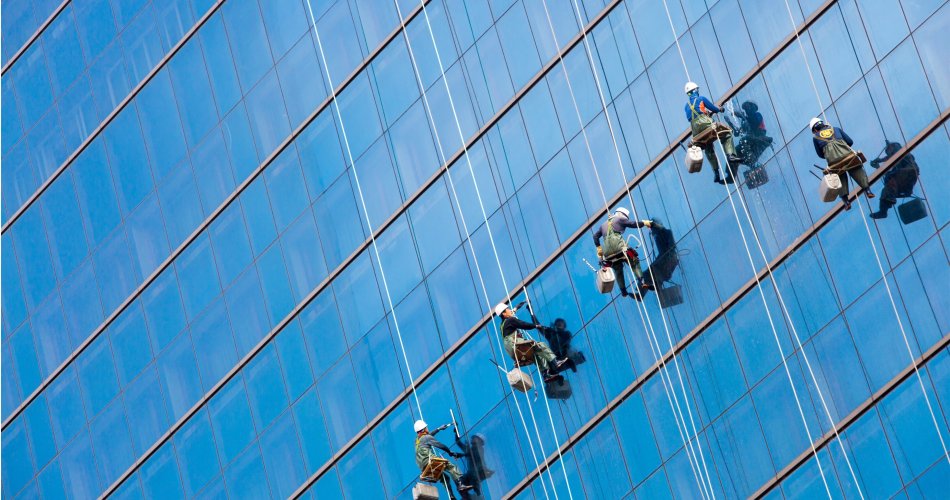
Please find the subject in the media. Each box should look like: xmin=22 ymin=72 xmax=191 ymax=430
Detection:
xmin=550 ymin=358 xmax=569 ymax=373
xmin=619 ymin=287 xmax=630 ymax=298
xmin=840 ymin=196 xmax=852 ymax=211
xmin=870 ymin=210 xmax=887 ymax=219
xmin=865 ymin=191 xmax=876 ymax=199
xmin=458 ymin=484 xmax=474 ymax=493
xmin=723 ymin=173 xmax=736 ymax=184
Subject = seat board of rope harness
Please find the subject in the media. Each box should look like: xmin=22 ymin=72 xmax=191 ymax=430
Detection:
xmin=420 ymin=457 xmax=450 ymax=482
xmin=691 ymin=125 xmax=717 ymax=147
xmin=827 ymin=151 xmax=867 ymax=173
xmin=512 ymin=339 xmax=538 ymax=366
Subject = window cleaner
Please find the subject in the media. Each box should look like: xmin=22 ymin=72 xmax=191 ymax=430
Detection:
xmin=869 ymin=141 xmax=921 ymax=221
xmin=684 ymin=82 xmax=741 ymax=184
xmin=413 ymin=420 xmax=473 ymax=499
xmin=593 ymin=207 xmax=653 ymax=300
xmin=495 ymin=303 xmax=573 ymax=384
xmin=810 ymin=117 xmax=874 ymax=210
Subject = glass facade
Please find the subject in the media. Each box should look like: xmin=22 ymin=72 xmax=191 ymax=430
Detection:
xmin=2 ymin=0 xmax=948 ymax=498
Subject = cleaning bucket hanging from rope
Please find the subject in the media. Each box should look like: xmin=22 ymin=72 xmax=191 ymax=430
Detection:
xmin=819 ymin=173 xmax=844 ymax=202
xmin=507 ymin=368 xmax=534 ymax=392
xmin=686 ymin=145 xmax=704 ymax=173
xmin=596 ymin=266 xmax=616 ymax=293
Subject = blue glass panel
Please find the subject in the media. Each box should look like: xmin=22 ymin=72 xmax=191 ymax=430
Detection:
xmin=23 ymin=397 xmax=56 ymax=470
xmin=264 ymin=146 xmax=310 ymax=232
xmin=313 ymin=174 xmax=364 ymax=270
xmin=90 ymin=398 xmax=134 ymax=485
xmin=11 ymin=207 xmax=56 ymax=311
xmin=58 ymin=75 xmax=99 ymax=153
xmin=122 ymin=367 xmax=170 ymax=455
xmin=280 ymin=211 xmax=328 ymax=301
xmin=27 ymin=109 xmax=68 ymax=181
xmin=190 ymin=298 xmax=238 ymax=391
xmin=2 ymin=142 xmax=36 ymax=222
xmin=192 ymin=130 xmax=237 ymax=214
xmin=32 ymin=297 xmax=70 ymax=376
xmin=104 ymin=106 xmax=154 ymax=215
xmin=54 ymin=261 xmax=102 ymax=349
xmin=1 ymin=236 xmax=27 ymax=334
xmin=123 ymin=192 xmax=168 ymax=277
xmin=2 ymin=420 xmax=34 ymax=496
xmin=73 ymin=140 xmax=121 ymax=246
xmin=914 ymin=5 xmax=950 ymax=110
xmin=225 ymin=267 xmax=270 ymax=354
xmin=167 ymin=38 xmax=218 ymax=149
xmin=77 ymin=335 xmax=120 ymax=418
xmin=10 ymin=324 xmax=40 ymax=396
xmin=339 ymin=438 xmax=385 ymax=499
xmin=45 ymin=371 xmax=86 ymax=448
xmin=260 ymin=411 xmax=307 ymax=497
xmin=240 ymin=178 xmax=277 ymax=256
xmin=224 ymin=444 xmax=270 ymax=498
xmin=332 ymin=252 xmax=383 ymax=343
xmin=752 ymin=356 xmax=818 ymax=468
xmin=209 ymin=206 xmax=253 ymax=289
xmin=59 ymin=430 xmax=101 ymax=498
xmin=177 ymin=234 xmax=221 ymax=321
xmin=352 ymin=137 xmax=402 ymax=231
xmin=299 ymin=291 xmax=347 ymax=378
xmin=244 ymin=345 xmax=289 ymax=430
xmin=44 ymin=7 xmax=86 ymax=97
xmin=297 ymin=112 xmax=345 ymax=196
xmin=336 ymin=74 xmax=382 ymax=160
xmin=93 ymin=230 xmax=138 ymax=314
xmin=613 ymin=392 xmax=662 ymax=486
xmin=11 ymin=44 xmax=53 ymax=129
xmin=158 ymin=160 xmax=204 ymax=249
xmin=156 ymin=330 xmax=202 ymax=420
xmin=258 ymin=0 xmax=309 ymax=60
xmin=292 ymin=388 xmax=332 ymax=473
xmin=276 ymin=32 xmax=326 ymax=128
xmin=316 ymin=0 xmax=363 ymax=88
xmin=140 ymin=443 xmax=185 ymax=498
xmin=878 ymin=39 xmax=938 ymax=139
xmin=210 ymin=379 xmax=257 ymax=464
xmin=372 ymin=38 xmax=419 ymax=127
xmin=410 ymin=181 xmax=461 ymax=275
xmin=88 ymin=41 xmax=131 ymax=119
xmin=111 ymin=0 xmax=149 ymax=26
xmin=427 ymin=246 xmax=481 ymax=347
xmin=175 ymin=411 xmax=221 ymax=497
xmin=318 ymin=356 xmax=367 ymax=450
xmin=845 ymin=409 xmax=902 ymax=496
xmin=880 ymin=375 xmax=947 ymax=480
xmin=199 ymin=14 xmax=242 ymax=116
xmin=223 ymin=105 xmax=261 ymax=182
xmin=137 ymin=71 xmax=188 ymax=181
xmin=1 ymin=76 xmax=23 ymax=155
xmin=122 ymin=6 xmax=166 ymax=88
xmin=245 ymin=69 xmax=291 ymax=158
xmin=257 ymin=243 xmax=294 ymax=325
xmin=350 ymin=319 xmax=403 ymax=417
xmin=222 ymin=0 xmax=273 ymax=90
xmin=109 ymin=305 xmax=152 ymax=387
xmin=142 ymin=269 xmax=187 ymax=353
xmin=74 ymin=0 xmax=117 ymax=61
xmin=274 ymin=322 xmax=313 ymax=400
xmin=37 ymin=461 xmax=66 ymax=500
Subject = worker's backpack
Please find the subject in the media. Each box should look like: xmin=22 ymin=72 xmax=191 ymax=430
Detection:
xmin=601 ymin=216 xmax=626 ymax=256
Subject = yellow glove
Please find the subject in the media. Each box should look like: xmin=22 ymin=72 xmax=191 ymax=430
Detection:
xmin=642 ymin=220 xmax=653 ymax=228
xmin=596 ymin=246 xmax=603 ymax=259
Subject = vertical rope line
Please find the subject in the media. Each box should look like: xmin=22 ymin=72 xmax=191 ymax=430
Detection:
xmin=392 ymin=0 xmax=574 ymax=495
xmin=536 ymin=2 xmax=715 ymax=498
xmin=302 ymin=0 xmax=424 ymax=420
xmin=783 ymin=0 xmax=950 ymax=473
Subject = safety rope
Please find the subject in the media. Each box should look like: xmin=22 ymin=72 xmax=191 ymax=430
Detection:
xmin=393 ymin=0 xmax=581 ymax=496
xmin=781 ymin=0 xmax=950 ymax=471
xmin=658 ymin=0 xmax=848 ymax=497
xmin=302 ymin=0 xmax=427 ymax=426
xmin=536 ymin=1 xmax=717 ymax=498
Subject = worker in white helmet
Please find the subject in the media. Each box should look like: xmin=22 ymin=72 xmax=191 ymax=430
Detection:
xmin=593 ymin=207 xmax=654 ymax=299
xmin=684 ymin=81 xmax=741 ymax=184
xmin=494 ymin=303 xmax=572 ymax=381
xmin=414 ymin=420 xmax=473 ymax=493
xmin=810 ymin=117 xmax=874 ymax=210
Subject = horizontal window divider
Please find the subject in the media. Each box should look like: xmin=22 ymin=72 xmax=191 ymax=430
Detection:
xmin=1 ymin=0 xmax=70 ymax=75
xmin=1 ymin=0 xmax=227 ymax=233
xmin=504 ymin=106 xmax=950 ymax=498
xmin=1 ymin=0 xmax=434 ymax=432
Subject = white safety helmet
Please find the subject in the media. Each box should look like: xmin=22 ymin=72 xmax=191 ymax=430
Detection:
xmin=684 ymin=81 xmax=699 ymax=94
xmin=414 ymin=420 xmax=427 ymax=433
xmin=809 ymin=117 xmax=824 ymax=131
xmin=494 ymin=303 xmax=509 ymax=316
xmin=614 ymin=207 xmax=630 ymax=218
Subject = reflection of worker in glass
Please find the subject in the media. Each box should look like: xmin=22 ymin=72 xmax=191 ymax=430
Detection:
xmin=414 ymin=420 xmax=473 ymax=495
xmin=732 ymin=101 xmax=773 ymax=167
xmin=870 ymin=141 xmax=919 ymax=219
xmin=811 ymin=117 xmax=874 ymax=209
xmin=456 ymin=433 xmax=494 ymax=498
xmin=539 ymin=318 xmax=571 ymax=359
xmin=640 ymin=219 xmax=679 ymax=290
